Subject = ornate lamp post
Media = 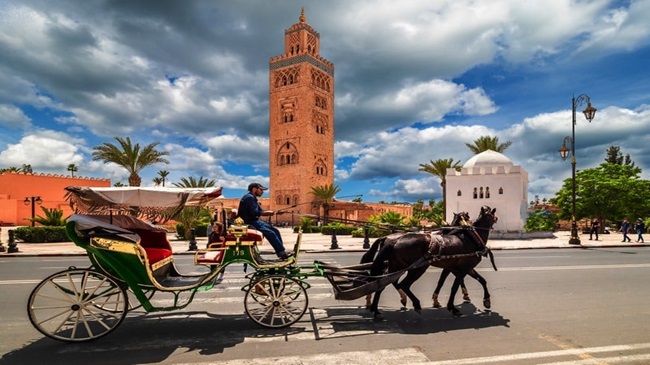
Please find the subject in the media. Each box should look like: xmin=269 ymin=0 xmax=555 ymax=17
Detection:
xmin=24 ymin=196 xmax=43 ymax=227
xmin=559 ymin=94 xmax=597 ymax=245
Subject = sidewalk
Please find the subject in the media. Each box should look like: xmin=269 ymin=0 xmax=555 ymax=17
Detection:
xmin=0 ymin=226 xmax=647 ymax=257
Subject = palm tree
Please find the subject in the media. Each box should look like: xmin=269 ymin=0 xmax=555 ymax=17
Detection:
xmin=152 ymin=177 xmax=163 ymax=186
xmin=309 ymin=184 xmax=341 ymax=223
xmin=418 ymin=158 xmax=462 ymax=219
xmin=172 ymin=176 xmax=216 ymax=188
xmin=67 ymin=163 xmax=78 ymax=177
xmin=465 ymin=135 xmax=512 ymax=154
xmin=91 ymin=137 xmax=169 ymax=186
xmin=171 ymin=176 xmax=215 ymax=239
xmin=157 ymin=170 xmax=170 ymax=187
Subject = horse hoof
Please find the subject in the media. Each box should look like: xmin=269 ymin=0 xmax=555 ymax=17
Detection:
xmin=483 ymin=299 xmax=491 ymax=309
xmin=463 ymin=295 xmax=471 ymax=302
xmin=448 ymin=307 xmax=462 ymax=317
xmin=400 ymin=299 xmax=407 ymax=307
xmin=432 ymin=302 xmax=442 ymax=308
xmin=373 ymin=313 xmax=385 ymax=321
xmin=415 ymin=308 xmax=422 ymax=315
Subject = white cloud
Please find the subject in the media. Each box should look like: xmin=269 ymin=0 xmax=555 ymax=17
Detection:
xmin=0 ymin=104 xmax=31 ymax=128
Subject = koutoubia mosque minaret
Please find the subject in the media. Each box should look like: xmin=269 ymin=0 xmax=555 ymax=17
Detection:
xmin=268 ymin=8 xmax=335 ymax=219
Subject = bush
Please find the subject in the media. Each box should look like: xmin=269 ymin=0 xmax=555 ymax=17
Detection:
xmin=525 ymin=210 xmax=559 ymax=232
xmin=351 ymin=226 xmax=392 ymax=238
xmin=14 ymin=226 xmax=69 ymax=243
xmin=321 ymin=224 xmax=356 ymax=236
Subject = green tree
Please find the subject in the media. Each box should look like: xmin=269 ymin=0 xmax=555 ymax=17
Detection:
xmin=465 ymin=135 xmax=512 ymax=154
xmin=152 ymin=177 xmax=163 ymax=186
xmin=29 ymin=207 xmax=66 ymax=226
xmin=175 ymin=206 xmax=211 ymax=240
xmin=605 ymin=145 xmax=636 ymax=167
xmin=172 ymin=176 xmax=216 ymax=188
xmin=67 ymin=163 xmax=78 ymax=177
xmin=157 ymin=170 xmax=170 ymax=187
xmin=418 ymin=158 xmax=461 ymax=219
xmin=113 ymin=182 xmax=126 ymax=187
xmin=309 ymin=184 xmax=341 ymax=223
xmin=92 ymin=137 xmax=169 ymax=186
xmin=553 ymin=163 xmax=650 ymax=230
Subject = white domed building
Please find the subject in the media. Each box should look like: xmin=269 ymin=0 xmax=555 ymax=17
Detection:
xmin=445 ymin=150 xmax=528 ymax=233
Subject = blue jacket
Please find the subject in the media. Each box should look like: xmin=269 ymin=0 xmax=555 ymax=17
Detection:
xmin=238 ymin=192 xmax=263 ymax=224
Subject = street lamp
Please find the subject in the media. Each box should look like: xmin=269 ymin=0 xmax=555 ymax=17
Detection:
xmin=24 ymin=196 xmax=43 ymax=227
xmin=559 ymin=94 xmax=597 ymax=245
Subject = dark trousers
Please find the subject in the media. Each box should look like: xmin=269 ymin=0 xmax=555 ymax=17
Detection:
xmin=589 ymin=228 xmax=598 ymax=240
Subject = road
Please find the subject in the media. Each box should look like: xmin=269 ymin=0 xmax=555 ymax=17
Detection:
xmin=1 ymin=248 xmax=650 ymax=365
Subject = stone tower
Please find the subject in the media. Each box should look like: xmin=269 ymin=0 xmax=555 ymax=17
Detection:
xmin=268 ymin=8 xmax=335 ymax=219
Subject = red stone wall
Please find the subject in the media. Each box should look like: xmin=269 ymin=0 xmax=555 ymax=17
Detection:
xmin=0 ymin=172 xmax=110 ymax=226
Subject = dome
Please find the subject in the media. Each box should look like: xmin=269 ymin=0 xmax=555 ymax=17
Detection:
xmin=463 ymin=150 xmax=514 ymax=168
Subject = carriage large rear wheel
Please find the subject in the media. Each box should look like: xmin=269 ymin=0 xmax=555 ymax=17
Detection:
xmin=244 ymin=275 xmax=308 ymax=328
xmin=27 ymin=268 xmax=128 ymax=342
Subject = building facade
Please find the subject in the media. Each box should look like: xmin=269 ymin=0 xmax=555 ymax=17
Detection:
xmin=268 ymin=9 xmax=335 ymax=222
xmin=0 ymin=172 xmax=110 ymax=226
xmin=445 ymin=150 xmax=529 ymax=232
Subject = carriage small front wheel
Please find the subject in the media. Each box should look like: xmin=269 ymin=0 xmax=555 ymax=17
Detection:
xmin=27 ymin=268 xmax=128 ymax=342
xmin=244 ymin=275 xmax=308 ymax=328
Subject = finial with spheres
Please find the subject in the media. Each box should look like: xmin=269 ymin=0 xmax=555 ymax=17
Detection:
xmin=299 ymin=7 xmax=306 ymax=22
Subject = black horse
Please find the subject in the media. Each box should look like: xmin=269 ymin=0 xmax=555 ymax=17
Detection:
xmin=368 ymin=206 xmax=498 ymax=319
xmin=432 ymin=211 xmax=497 ymax=309
xmin=360 ymin=211 xmax=473 ymax=309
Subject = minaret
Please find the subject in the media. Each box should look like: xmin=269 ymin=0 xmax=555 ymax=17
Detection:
xmin=268 ymin=8 xmax=335 ymax=219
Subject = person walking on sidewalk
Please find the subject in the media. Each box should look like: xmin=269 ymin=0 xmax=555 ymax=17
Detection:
xmin=238 ymin=182 xmax=292 ymax=260
xmin=635 ymin=218 xmax=645 ymax=243
xmin=620 ymin=218 xmax=632 ymax=242
xmin=589 ymin=217 xmax=600 ymax=240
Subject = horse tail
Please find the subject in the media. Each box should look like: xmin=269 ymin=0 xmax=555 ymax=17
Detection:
xmin=360 ymin=236 xmax=385 ymax=264
xmin=370 ymin=240 xmax=395 ymax=276
xmin=487 ymin=248 xmax=497 ymax=271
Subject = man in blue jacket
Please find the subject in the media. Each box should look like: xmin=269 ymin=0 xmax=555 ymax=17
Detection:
xmin=238 ymin=183 xmax=292 ymax=260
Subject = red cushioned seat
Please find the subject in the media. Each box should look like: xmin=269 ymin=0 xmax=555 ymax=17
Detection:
xmin=144 ymin=247 xmax=172 ymax=264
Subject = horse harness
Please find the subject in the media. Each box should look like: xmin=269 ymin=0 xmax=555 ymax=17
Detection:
xmin=426 ymin=226 xmax=489 ymax=263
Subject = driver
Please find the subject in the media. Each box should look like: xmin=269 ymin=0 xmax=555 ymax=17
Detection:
xmin=237 ymin=183 xmax=292 ymax=260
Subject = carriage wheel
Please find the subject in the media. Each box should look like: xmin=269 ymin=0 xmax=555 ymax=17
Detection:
xmin=244 ymin=275 xmax=308 ymax=328
xmin=27 ymin=268 xmax=128 ymax=342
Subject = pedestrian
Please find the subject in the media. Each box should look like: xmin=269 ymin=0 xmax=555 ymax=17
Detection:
xmin=635 ymin=218 xmax=645 ymax=243
xmin=620 ymin=218 xmax=631 ymax=242
xmin=238 ymin=182 xmax=292 ymax=260
xmin=589 ymin=217 xmax=600 ymax=240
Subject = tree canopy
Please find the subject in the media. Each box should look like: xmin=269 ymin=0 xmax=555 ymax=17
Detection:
xmin=552 ymin=162 xmax=650 ymax=227
xmin=92 ymin=137 xmax=169 ymax=186
xmin=418 ymin=158 xmax=461 ymax=218
xmin=465 ymin=135 xmax=512 ymax=154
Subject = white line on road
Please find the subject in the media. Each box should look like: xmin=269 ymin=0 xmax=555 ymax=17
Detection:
xmin=407 ymin=342 xmax=650 ymax=365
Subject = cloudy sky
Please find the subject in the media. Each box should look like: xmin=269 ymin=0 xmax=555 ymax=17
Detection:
xmin=1 ymin=0 xmax=649 ymax=203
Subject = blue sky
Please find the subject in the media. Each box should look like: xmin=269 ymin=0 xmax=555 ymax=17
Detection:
xmin=1 ymin=0 xmax=649 ymax=203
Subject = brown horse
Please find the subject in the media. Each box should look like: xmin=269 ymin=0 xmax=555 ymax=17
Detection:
xmin=368 ymin=206 xmax=498 ymax=319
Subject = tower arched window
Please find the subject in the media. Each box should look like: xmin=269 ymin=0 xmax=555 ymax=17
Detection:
xmin=486 ymin=187 xmax=490 ymax=199
xmin=480 ymin=187 xmax=484 ymax=199
xmin=285 ymin=197 xmax=291 ymax=205
xmin=276 ymin=142 xmax=298 ymax=166
xmin=293 ymin=195 xmax=299 ymax=205
xmin=457 ymin=190 xmax=462 ymax=196
xmin=499 ymin=187 xmax=504 ymax=194
xmin=473 ymin=187 xmax=478 ymax=199
xmin=276 ymin=196 xmax=282 ymax=205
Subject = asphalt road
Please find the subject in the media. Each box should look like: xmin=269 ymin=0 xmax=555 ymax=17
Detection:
xmin=1 ymin=248 xmax=650 ymax=365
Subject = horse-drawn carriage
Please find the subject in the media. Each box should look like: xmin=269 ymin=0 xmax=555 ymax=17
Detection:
xmin=27 ymin=186 xmax=498 ymax=342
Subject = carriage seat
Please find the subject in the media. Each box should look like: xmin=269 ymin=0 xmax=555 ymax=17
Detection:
xmin=131 ymin=228 xmax=173 ymax=265
xmin=223 ymin=229 xmax=263 ymax=246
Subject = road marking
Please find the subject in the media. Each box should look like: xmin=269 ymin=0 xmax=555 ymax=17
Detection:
xmin=174 ymin=348 xmax=428 ymax=365
xmin=476 ymin=263 xmax=650 ymax=272
xmin=405 ymin=342 xmax=650 ymax=365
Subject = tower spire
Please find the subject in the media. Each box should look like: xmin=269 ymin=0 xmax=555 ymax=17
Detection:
xmin=299 ymin=7 xmax=306 ymax=23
